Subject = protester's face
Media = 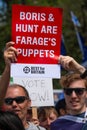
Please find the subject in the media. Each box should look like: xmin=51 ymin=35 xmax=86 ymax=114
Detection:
xmin=40 ymin=111 xmax=57 ymax=129
xmin=64 ymin=79 xmax=87 ymax=115
xmin=47 ymin=112 xmax=57 ymax=125
xmin=3 ymin=86 xmax=31 ymax=122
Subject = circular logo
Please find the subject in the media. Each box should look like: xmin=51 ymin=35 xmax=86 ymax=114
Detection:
xmin=23 ymin=66 xmax=30 ymax=74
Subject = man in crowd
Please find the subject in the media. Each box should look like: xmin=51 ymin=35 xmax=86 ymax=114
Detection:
xmin=0 ymin=41 xmax=18 ymax=108
xmin=3 ymin=83 xmax=46 ymax=130
xmin=1 ymin=41 xmax=46 ymax=130
xmin=51 ymin=72 xmax=87 ymax=130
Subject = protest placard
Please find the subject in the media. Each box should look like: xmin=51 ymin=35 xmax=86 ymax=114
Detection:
xmin=11 ymin=5 xmax=63 ymax=78
xmin=13 ymin=77 xmax=54 ymax=106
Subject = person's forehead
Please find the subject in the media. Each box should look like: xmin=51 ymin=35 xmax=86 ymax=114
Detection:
xmin=6 ymin=86 xmax=26 ymax=96
xmin=69 ymin=79 xmax=86 ymax=87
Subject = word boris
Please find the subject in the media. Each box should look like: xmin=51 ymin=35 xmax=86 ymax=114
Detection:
xmin=20 ymin=12 xmax=46 ymax=21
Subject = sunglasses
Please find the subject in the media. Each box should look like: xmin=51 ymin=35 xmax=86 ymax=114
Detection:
xmin=63 ymin=88 xmax=87 ymax=96
xmin=4 ymin=96 xmax=28 ymax=105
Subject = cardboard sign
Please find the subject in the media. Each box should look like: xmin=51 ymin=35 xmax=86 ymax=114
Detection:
xmin=13 ymin=77 xmax=54 ymax=107
xmin=11 ymin=5 xmax=63 ymax=78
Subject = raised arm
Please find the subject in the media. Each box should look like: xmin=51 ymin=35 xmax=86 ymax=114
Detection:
xmin=58 ymin=55 xmax=86 ymax=74
xmin=0 ymin=41 xmax=18 ymax=108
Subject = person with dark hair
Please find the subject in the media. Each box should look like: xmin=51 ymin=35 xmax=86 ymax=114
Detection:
xmin=0 ymin=110 xmax=25 ymax=130
xmin=55 ymin=98 xmax=68 ymax=116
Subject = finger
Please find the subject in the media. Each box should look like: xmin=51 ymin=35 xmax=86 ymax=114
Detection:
xmin=58 ymin=55 xmax=65 ymax=64
xmin=5 ymin=46 xmax=19 ymax=57
xmin=4 ymin=50 xmax=18 ymax=63
xmin=5 ymin=41 xmax=15 ymax=49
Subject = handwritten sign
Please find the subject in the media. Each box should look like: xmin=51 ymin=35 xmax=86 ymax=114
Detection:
xmin=13 ymin=77 xmax=54 ymax=107
xmin=11 ymin=5 xmax=63 ymax=78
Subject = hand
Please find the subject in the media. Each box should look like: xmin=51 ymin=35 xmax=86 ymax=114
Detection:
xmin=31 ymin=118 xmax=40 ymax=126
xmin=58 ymin=55 xmax=86 ymax=74
xmin=4 ymin=41 xmax=18 ymax=66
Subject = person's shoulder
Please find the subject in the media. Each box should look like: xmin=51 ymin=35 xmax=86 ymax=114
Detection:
xmin=27 ymin=122 xmax=38 ymax=130
xmin=51 ymin=116 xmax=85 ymax=130
xmin=50 ymin=118 xmax=64 ymax=130
xmin=51 ymin=116 xmax=69 ymax=127
xmin=37 ymin=126 xmax=46 ymax=130
xmin=28 ymin=122 xmax=46 ymax=130
xmin=51 ymin=118 xmax=60 ymax=125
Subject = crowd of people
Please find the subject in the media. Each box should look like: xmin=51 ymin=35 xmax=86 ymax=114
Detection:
xmin=0 ymin=41 xmax=87 ymax=130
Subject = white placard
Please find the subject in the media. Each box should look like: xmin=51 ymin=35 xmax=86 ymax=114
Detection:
xmin=13 ymin=77 xmax=54 ymax=107
xmin=11 ymin=63 xmax=61 ymax=78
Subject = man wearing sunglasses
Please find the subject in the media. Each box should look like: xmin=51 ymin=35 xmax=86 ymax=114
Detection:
xmin=0 ymin=43 xmax=15 ymax=108
xmin=3 ymin=83 xmax=46 ymax=130
xmin=51 ymin=72 xmax=87 ymax=130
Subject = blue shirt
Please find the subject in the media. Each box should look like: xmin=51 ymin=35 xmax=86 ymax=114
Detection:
xmin=50 ymin=113 xmax=87 ymax=130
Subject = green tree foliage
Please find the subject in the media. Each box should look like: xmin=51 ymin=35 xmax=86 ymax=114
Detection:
xmin=0 ymin=0 xmax=87 ymax=88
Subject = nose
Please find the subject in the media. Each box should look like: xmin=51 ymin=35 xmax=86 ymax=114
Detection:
xmin=12 ymin=100 xmax=18 ymax=106
xmin=47 ymin=118 xmax=51 ymax=125
xmin=71 ymin=90 xmax=77 ymax=97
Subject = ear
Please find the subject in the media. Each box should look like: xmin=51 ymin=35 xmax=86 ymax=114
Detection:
xmin=86 ymin=93 xmax=87 ymax=98
xmin=27 ymin=100 xmax=31 ymax=109
xmin=60 ymin=109 xmax=66 ymax=116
